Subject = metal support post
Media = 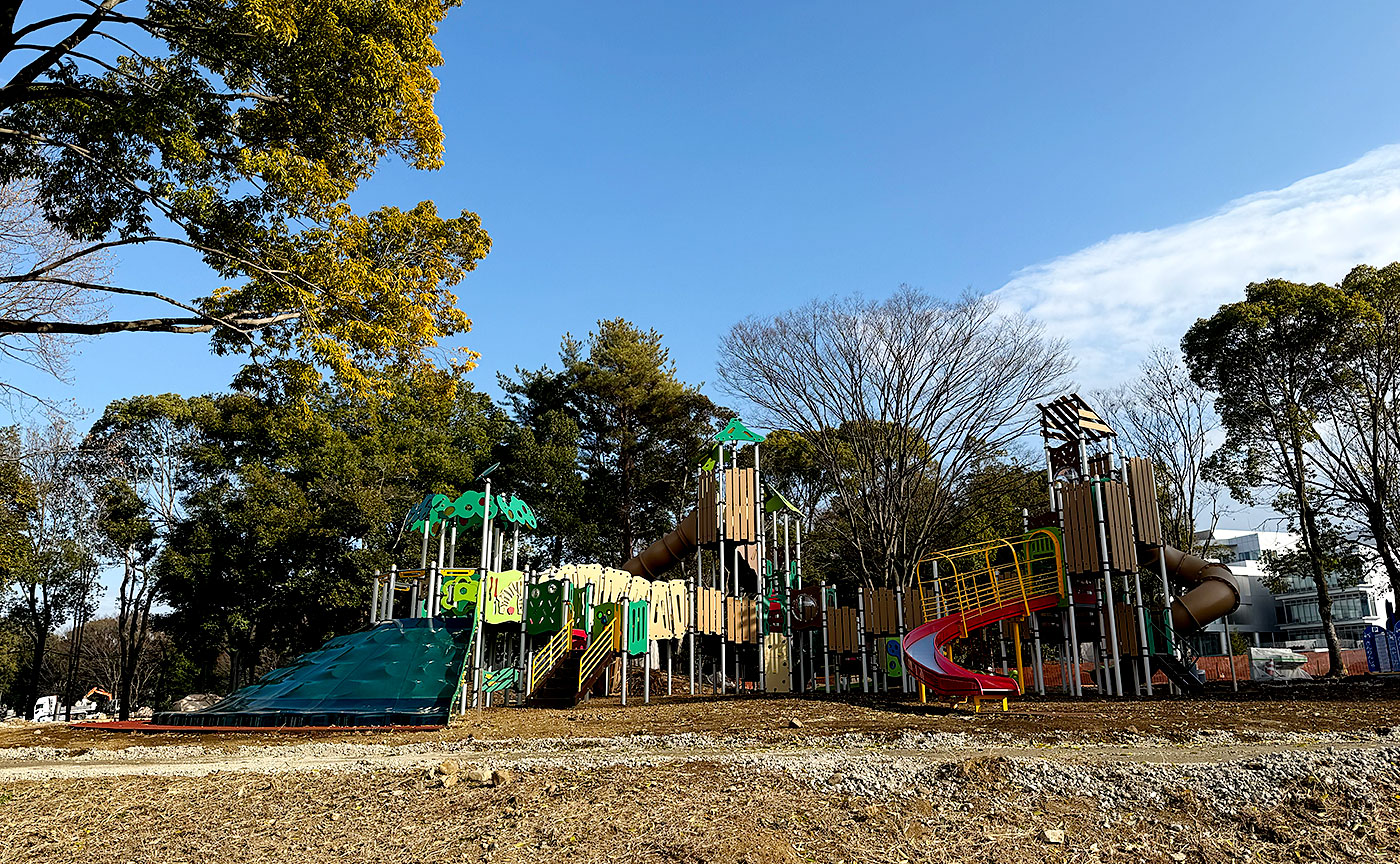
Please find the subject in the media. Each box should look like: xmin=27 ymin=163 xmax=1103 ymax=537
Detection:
xmin=1066 ymin=596 xmax=1083 ymax=697
xmin=857 ymin=585 xmax=870 ymax=694
xmin=820 ymin=585 xmax=832 ymax=692
xmin=895 ymin=582 xmax=910 ymax=694
xmin=620 ymin=595 xmax=629 ymax=707
xmin=1083 ymin=441 xmax=1123 ymax=697
xmin=369 ymin=573 xmax=381 ymax=624
xmin=1030 ymin=612 xmax=1045 ymax=695
xmin=471 ymin=478 xmax=491 ymax=709
xmin=517 ymin=569 xmax=531 ymax=704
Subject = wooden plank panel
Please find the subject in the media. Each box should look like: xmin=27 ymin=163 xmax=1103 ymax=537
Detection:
xmin=724 ymin=467 xmax=755 ymax=544
xmin=1062 ymin=484 xmax=1093 ymax=576
xmin=698 ymin=474 xmax=717 ymax=546
xmin=903 ymin=589 xmax=921 ymax=629
xmin=698 ymin=587 xmax=723 ymax=635
xmin=1102 ymin=481 xmax=1133 ymax=571
xmin=867 ymin=588 xmax=896 ymax=634
xmin=1127 ymin=458 xmax=1162 ymax=547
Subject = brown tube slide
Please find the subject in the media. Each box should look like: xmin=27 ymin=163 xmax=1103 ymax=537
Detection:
xmin=1137 ymin=544 xmax=1241 ymax=633
xmin=622 ymin=512 xmax=699 ymax=579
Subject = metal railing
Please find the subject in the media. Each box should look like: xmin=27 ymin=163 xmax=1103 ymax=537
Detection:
xmin=914 ymin=529 xmax=1066 ymax=634
xmin=578 ymin=612 xmax=621 ymax=695
xmin=526 ymin=604 xmax=574 ymax=697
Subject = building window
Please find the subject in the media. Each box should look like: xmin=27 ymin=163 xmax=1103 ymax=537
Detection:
xmin=1281 ymin=595 xmax=1371 ymax=625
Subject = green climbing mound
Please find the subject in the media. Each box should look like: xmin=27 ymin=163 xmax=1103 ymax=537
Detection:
xmin=153 ymin=618 xmax=474 ymax=727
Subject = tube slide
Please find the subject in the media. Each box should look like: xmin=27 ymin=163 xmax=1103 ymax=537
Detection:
xmin=622 ymin=511 xmax=698 ymax=579
xmin=902 ymin=594 xmax=1063 ymax=698
xmin=1137 ymin=544 xmax=1240 ymax=633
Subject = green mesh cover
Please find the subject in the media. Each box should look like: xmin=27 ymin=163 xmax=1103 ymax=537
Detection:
xmin=153 ymin=618 xmax=473 ymax=727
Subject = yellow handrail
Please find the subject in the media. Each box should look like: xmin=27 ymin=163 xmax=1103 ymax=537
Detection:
xmin=914 ymin=529 xmax=1066 ymax=629
xmin=527 ymin=604 xmax=574 ymax=696
xmin=578 ymin=613 xmax=621 ymax=694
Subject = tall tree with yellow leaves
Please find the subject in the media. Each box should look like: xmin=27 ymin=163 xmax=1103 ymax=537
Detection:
xmin=0 ymin=1 xmax=488 ymax=396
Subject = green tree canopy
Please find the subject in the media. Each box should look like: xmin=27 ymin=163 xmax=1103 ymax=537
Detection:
xmin=1183 ymin=278 xmax=1377 ymax=674
xmin=155 ymin=371 xmax=510 ymax=691
xmin=503 ymin=319 xmax=725 ymax=565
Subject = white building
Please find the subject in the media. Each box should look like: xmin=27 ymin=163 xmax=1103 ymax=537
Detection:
xmin=1196 ymin=529 xmax=1394 ymax=653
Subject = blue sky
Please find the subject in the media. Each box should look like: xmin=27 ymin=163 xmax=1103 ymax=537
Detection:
xmin=19 ymin=3 xmax=1400 ymax=416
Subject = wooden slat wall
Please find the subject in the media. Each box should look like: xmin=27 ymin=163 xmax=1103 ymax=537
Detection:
xmin=1088 ymin=452 xmax=1112 ymax=478
xmin=903 ymin=589 xmax=922 ymax=629
xmin=697 ymin=468 xmax=758 ymax=546
xmin=1115 ymin=602 xmax=1139 ymax=654
xmin=1061 ymin=480 xmax=1136 ymax=574
xmin=863 ymin=587 xmax=899 ymax=634
xmin=1061 ymin=483 xmax=1097 ymax=575
xmin=725 ymin=596 xmax=760 ymax=644
xmin=697 ymin=474 xmax=718 ymax=545
xmin=696 ymin=587 xmax=723 ymax=635
xmin=1125 ymin=457 xmax=1163 ymax=547
xmin=827 ymin=606 xmax=858 ymax=652
xmin=725 ymin=467 xmax=757 ymax=545
xmin=1101 ymin=480 xmax=1135 ymax=571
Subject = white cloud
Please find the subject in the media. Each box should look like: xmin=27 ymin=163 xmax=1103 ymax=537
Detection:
xmin=994 ymin=143 xmax=1400 ymax=388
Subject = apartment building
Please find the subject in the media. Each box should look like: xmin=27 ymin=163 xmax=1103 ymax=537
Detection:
xmin=1192 ymin=529 xmax=1394 ymax=653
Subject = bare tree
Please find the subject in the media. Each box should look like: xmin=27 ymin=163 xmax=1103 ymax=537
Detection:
xmin=78 ymin=618 xmax=169 ymax=713
xmin=0 ymin=180 xmax=110 ymax=402
xmin=1097 ymin=346 xmax=1228 ymax=555
xmin=718 ymin=288 xmax=1073 ymax=587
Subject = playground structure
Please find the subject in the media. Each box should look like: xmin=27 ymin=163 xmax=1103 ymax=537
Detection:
xmin=900 ymin=394 xmax=1243 ymax=707
xmin=157 ymin=394 xmax=1247 ymax=728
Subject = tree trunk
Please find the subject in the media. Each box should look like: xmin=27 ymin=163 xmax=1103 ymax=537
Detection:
xmin=619 ymin=446 xmax=635 ymax=563
xmin=23 ymin=627 xmax=47 ymax=720
xmin=118 ymin=666 xmax=137 ymax=722
xmin=1366 ymin=507 xmax=1400 ymax=622
xmin=228 ymin=650 xmax=241 ymax=696
xmin=1299 ymin=493 xmax=1344 ymax=676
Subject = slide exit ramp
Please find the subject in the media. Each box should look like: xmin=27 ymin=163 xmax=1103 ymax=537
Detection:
xmin=903 ymin=529 xmax=1066 ymax=705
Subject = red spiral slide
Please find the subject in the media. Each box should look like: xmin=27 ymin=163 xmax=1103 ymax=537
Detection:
xmin=902 ymin=593 xmax=1064 ymax=698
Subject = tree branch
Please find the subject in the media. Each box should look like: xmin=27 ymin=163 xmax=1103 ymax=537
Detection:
xmin=0 ymin=310 xmax=299 ymax=336
xmin=3 ymin=0 xmax=122 ymax=98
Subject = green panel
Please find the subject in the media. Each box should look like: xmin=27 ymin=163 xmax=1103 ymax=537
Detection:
xmin=592 ymin=602 xmax=620 ymax=643
xmin=883 ymin=637 xmax=903 ymax=677
xmin=481 ymin=667 xmax=519 ymax=693
xmin=626 ymin=600 xmax=649 ymax=655
xmin=482 ymin=570 xmax=525 ymax=625
xmin=152 ymin=618 xmax=473 ymax=727
xmin=440 ymin=571 xmax=480 ymax=617
xmin=573 ymin=583 xmax=594 ymax=631
xmin=526 ymin=579 xmax=567 ymax=635
xmin=410 ymin=490 xmax=539 ymax=534
xmin=714 ymin=418 xmax=766 ymax=443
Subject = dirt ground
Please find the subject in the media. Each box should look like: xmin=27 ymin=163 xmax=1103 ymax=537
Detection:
xmin=3 ymin=680 xmax=1400 ymax=863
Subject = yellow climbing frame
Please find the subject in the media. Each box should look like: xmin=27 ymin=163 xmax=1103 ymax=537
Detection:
xmin=578 ymin=613 xmax=622 ymax=695
xmin=914 ymin=529 xmax=1066 ymax=637
xmin=527 ymin=603 xmax=574 ymax=697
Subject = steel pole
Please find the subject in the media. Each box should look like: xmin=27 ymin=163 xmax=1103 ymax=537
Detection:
xmin=471 ymin=479 xmax=492 ymax=709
